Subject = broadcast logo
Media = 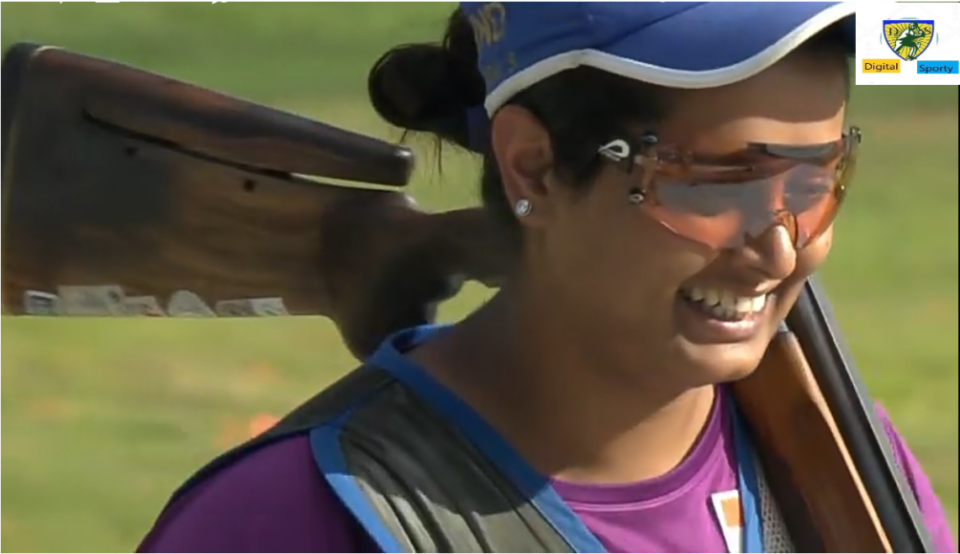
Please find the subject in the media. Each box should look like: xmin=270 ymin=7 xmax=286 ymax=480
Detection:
xmin=883 ymin=19 xmax=934 ymax=61
xmin=863 ymin=18 xmax=957 ymax=76
xmin=857 ymin=6 xmax=960 ymax=83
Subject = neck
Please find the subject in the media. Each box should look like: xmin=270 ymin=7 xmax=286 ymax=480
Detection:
xmin=418 ymin=284 xmax=717 ymax=485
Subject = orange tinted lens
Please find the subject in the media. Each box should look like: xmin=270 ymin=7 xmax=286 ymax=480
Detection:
xmin=639 ymin=136 xmax=858 ymax=250
xmin=644 ymin=167 xmax=841 ymax=250
xmin=800 ymin=133 xmax=859 ymax=245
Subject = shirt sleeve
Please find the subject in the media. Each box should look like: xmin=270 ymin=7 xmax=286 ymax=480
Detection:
xmin=876 ymin=402 xmax=957 ymax=553
xmin=137 ymin=435 xmax=372 ymax=553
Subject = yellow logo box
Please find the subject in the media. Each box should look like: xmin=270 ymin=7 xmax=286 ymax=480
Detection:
xmin=862 ymin=59 xmax=901 ymax=73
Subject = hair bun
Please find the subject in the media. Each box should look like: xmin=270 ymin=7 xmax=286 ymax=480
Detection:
xmin=368 ymin=11 xmax=486 ymax=148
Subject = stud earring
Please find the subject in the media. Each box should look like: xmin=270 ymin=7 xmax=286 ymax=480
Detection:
xmin=514 ymin=199 xmax=532 ymax=217
xmin=628 ymin=188 xmax=646 ymax=205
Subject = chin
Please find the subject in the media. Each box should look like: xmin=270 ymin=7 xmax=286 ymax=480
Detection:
xmin=676 ymin=340 xmax=770 ymax=387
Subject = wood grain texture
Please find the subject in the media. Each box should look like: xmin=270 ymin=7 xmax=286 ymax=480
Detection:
xmin=733 ymin=330 xmax=891 ymax=552
xmin=1 ymin=44 xmax=907 ymax=551
xmin=0 ymin=44 xmax=513 ymax=357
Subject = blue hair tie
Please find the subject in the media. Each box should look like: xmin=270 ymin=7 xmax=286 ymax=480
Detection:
xmin=466 ymin=106 xmax=491 ymax=153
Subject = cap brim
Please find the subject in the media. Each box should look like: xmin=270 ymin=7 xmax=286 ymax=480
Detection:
xmin=484 ymin=2 xmax=855 ymax=115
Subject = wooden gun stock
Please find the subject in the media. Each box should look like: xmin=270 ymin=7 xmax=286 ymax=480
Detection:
xmin=81 ymin=74 xmax=415 ymax=187
xmin=734 ymin=321 xmax=887 ymax=551
xmin=1 ymin=43 xmax=513 ymax=356
xmin=789 ymin=280 xmax=934 ymax=552
xmin=732 ymin=279 xmax=933 ymax=552
xmin=1 ymin=44 xmax=933 ymax=551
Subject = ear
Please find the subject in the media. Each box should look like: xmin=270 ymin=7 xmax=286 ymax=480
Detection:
xmin=489 ymin=105 xmax=557 ymax=228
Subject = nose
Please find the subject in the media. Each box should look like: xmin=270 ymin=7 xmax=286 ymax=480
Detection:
xmin=727 ymin=220 xmax=798 ymax=281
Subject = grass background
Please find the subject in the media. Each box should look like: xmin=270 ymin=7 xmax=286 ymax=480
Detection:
xmin=2 ymin=3 xmax=957 ymax=552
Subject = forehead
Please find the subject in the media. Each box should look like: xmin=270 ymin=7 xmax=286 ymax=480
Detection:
xmin=655 ymin=52 xmax=849 ymax=150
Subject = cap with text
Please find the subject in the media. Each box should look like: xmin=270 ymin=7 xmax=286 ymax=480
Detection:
xmin=460 ymin=2 xmax=857 ymax=115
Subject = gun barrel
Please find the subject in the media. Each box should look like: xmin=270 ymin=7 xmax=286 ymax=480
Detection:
xmin=788 ymin=278 xmax=933 ymax=553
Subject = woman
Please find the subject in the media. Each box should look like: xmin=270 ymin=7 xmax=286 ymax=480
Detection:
xmin=139 ymin=3 xmax=956 ymax=552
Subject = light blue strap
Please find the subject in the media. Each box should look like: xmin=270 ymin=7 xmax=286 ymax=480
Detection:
xmin=730 ymin=397 xmax=765 ymax=553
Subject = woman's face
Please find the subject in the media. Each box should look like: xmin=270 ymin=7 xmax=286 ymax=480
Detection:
xmin=496 ymin=49 xmax=850 ymax=389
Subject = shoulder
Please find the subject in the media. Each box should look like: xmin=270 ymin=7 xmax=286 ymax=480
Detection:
xmin=874 ymin=402 xmax=956 ymax=553
xmin=137 ymin=434 xmax=370 ymax=553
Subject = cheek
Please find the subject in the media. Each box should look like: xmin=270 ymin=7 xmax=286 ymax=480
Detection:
xmin=796 ymin=225 xmax=834 ymax=279
xmin=775 ymin=225 xmax=835 ymax=314
xmin=548 ymin=194 xmax=714 ymax=305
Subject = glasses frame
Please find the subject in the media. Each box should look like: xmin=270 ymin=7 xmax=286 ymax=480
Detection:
xmin=595 ymin=127 xmax=863 ymax=250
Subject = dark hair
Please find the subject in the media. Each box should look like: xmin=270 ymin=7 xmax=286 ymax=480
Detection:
xmin=368 ymin=9 xmax=849 ymax=230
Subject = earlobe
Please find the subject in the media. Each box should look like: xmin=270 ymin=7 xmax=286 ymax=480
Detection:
xmin=489 ymin=106 xmax=555 ymax=225
xmin=514 ymin=198 xmax=533 ymax=217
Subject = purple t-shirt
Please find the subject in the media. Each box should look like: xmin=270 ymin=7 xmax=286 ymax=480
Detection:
xmin=139 ymin=329 xmax=956 ymax=553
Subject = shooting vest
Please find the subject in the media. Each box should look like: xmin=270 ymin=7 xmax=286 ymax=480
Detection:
xmin=161 ymin=357 xmax=803 ymax=553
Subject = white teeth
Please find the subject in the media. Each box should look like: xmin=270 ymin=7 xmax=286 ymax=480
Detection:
xmin=705 ymin=289 xmax=720 ymax=306
xmin=682 ymin=286 xmax=768 ymax=318
xmin=720 ymin=291 xmax=737 ymax=311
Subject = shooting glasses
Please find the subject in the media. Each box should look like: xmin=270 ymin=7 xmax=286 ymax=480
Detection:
xmin=598 ymin=127 xmax=862 ymax=251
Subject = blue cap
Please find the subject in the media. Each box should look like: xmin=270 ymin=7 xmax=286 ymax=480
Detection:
xmin=460 ymin=2 xmax=856 ymax=116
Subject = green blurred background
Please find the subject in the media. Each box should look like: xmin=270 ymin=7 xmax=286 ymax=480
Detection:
xmin=2 ymin=3 xmax=957 ymax=552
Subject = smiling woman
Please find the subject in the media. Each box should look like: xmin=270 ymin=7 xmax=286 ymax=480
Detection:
xmin=137 ymin=3 xmax=956 ymax=553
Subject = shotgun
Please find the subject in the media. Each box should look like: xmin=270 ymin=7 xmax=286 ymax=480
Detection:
xmin=0 ymin=44 xmax=933 ymax=552
xmin=0 ymin=43 xmax=513 ymax=357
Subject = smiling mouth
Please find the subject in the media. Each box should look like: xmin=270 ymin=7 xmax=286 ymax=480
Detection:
xmin=678 ymin=286 xmax=769 ymax=322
